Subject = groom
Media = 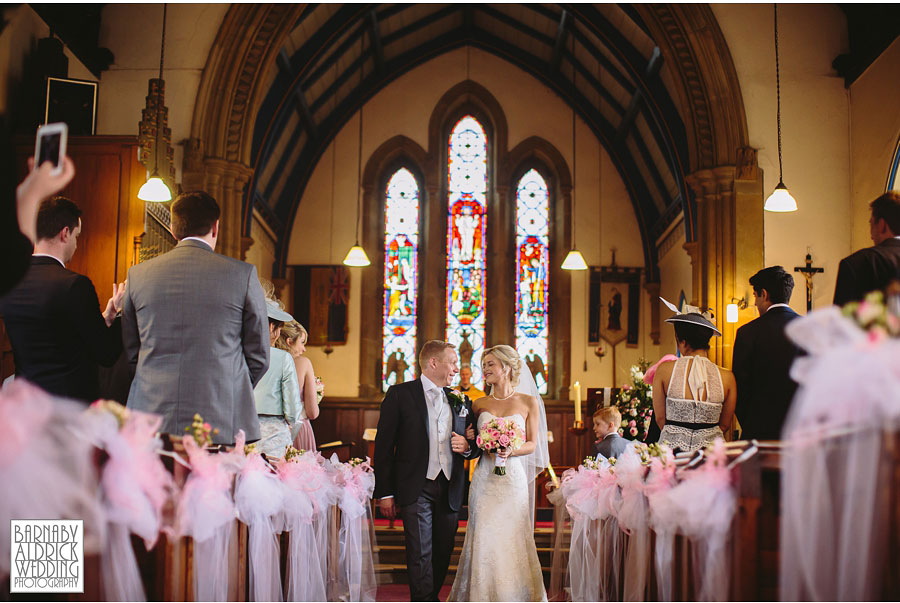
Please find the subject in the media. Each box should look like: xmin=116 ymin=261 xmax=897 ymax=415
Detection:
xmin=374 ymin=340 xmax=481 ymax=601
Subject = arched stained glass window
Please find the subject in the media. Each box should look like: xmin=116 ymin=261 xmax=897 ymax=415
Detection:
xmin=446 ymin=116 xmax=488 ymax=385
xmin=382 ymin=167 xmax=419 ymax=389
xmin=514 ymin=169 xmax=550 ymax=394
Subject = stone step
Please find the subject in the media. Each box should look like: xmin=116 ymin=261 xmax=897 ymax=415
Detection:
xmin=372 ymin=524 xmax=564 ymax=586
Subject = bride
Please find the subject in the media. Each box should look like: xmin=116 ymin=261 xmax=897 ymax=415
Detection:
xmin=448 ymin=344 xmax=549 ymax=602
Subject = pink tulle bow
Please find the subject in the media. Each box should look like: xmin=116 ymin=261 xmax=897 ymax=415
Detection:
xmin=0 ymin=380 xmax=53 ymax=464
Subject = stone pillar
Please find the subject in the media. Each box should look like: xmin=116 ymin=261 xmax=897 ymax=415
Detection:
xmin=486 ymin=183 xmax=514 ymax=349
xmin=358 ymin=184 xmax=382 ymax=398
xmin=184 ymin=157 xmax=253 ymax=260
xmin=644 ymin=281 xmax=661 ymax=345
xmin=684 ymin=159 xmax=763 ymax=368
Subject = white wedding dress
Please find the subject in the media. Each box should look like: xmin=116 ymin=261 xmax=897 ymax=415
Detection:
xmin=447 ymin=411 xmax=548 ymax=602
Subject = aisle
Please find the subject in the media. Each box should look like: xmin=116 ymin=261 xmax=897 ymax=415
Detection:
xmin=375 ymin=584 xmax=451 ymax=602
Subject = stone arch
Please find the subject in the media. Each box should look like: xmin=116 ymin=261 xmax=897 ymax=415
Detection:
xmin=182 ymin=4 xmax=305 ymax=259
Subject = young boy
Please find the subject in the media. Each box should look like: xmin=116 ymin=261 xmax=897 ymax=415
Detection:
xmin=592 ymin=407 xmax=629 ymax=459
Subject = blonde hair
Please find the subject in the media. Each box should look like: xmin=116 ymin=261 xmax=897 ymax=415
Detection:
xmin=259 ymin=277 xmax=277 ymax=301
xmin=276 ymin=320 xmax=308 ymax=352
xmin=418 ymin=340 xmax=455 ymax=370
xmin=482 ymin=345 xmax=522 ymax=386
xmin=593 ymin=406 xmax=622 ymax=427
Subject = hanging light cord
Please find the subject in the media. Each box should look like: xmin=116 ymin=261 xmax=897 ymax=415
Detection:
xmin=152 ymin=4 xmax=167 ymax=175
xmin=570 ymin=23 xmax=577 ymax=249
xmin=774 ymin=3 xmax=783 ymax=183
xmin=355 ymin=33 xmax=364 ymax=245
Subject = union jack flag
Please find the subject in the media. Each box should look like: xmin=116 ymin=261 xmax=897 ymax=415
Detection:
xmin=329 ymin=267 xmax=349 ymax=305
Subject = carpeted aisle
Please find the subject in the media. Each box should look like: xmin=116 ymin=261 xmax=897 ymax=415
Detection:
xmin=376 ymin=584 xmax=451 ymax=602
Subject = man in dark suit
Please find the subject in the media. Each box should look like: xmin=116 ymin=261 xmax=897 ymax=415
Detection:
xmin=374 ymin=340 xmax=480 ymax=601
xmin=833 ymin=191 xmax=900 ymax=306
xmin=732 ymin=266 xmax=802 ymax=440
xmin=0 ymin=196 xmax=125 ymax=401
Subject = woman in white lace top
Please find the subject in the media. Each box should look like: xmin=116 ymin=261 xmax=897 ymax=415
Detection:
xmin=651 ymin=312 xmax=737 ymax=452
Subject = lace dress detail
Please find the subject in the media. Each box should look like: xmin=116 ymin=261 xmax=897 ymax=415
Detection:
xmin=448 ymin=412 xmax=547 ymax=602
xmin=659 ymin=356 xmax=725 ymax=452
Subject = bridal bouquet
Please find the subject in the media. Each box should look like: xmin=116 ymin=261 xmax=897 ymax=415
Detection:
xmin=476 ymin=417 xmax=525 ymax=475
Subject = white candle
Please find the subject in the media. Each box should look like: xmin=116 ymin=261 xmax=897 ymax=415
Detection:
xmin=574 ymin=381 xmax=582 ymax=424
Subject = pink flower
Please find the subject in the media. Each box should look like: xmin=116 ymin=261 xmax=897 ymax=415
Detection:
xmin=622 ymin=385 xmax=632 ymax=391
xmin=476 ymin=436 xmax=483 ymax=447
xmin=203 ymin=422 xmax=211 ymax=431
xmin=629 ymin=427 xmax=638 ymax=436
xmin=628 ymin=420 xmax=636 ymax=428
xmin=498 ymin=434 xmax=510 ymax=447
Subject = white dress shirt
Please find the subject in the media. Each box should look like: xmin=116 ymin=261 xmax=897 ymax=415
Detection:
xmin=765 ymin=303 xmax=792 ymax=313
xmin=421 ymin=374 xmax=453 ymax=480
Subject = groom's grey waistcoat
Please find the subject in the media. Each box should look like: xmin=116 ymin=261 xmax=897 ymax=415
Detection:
xmin=122 ymin=239 xmax=269 ymax=444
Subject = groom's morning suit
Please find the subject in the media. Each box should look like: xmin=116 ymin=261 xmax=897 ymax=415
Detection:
xmin=374 ymin=375 xmax=480 ymax=601
xmin=122 ymin=238 xmax=269 ymax=445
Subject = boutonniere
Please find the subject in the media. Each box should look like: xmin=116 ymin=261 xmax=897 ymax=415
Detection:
xmin=444 ymin=389 xmax=469 ymax=416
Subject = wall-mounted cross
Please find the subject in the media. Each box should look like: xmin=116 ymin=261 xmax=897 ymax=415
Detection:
xmin=794 ymin=249 xmax=824 ymax=312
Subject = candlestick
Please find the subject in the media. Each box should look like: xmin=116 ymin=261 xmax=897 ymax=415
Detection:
xmin=573 ymin=381 xmax=582 ymax=424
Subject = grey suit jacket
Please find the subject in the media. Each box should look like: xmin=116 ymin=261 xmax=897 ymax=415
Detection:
xmin=592 ymin=433 xmax=629 ymax=459
xmin=122 ymin=239 xmax=269 ymax=444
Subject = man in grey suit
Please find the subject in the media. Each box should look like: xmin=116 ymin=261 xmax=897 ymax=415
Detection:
xmin=122 ymin=191 xmax=269 ymax=444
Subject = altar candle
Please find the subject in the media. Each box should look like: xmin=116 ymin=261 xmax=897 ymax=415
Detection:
xmin=574 ymin=381 xmax=582 ymax=424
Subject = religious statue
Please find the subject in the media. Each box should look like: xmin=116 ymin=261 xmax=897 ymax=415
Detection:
xmin=455 ymin=208 xmax=478 ymax=262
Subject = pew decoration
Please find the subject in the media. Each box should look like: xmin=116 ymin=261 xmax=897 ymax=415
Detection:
xmin=0 ymin=383 xmax=378 ymax=602
xmin=781 ymin=298 xmax=900 ymax=601
xmin=551 ymin=438 xmax=750 ymax=602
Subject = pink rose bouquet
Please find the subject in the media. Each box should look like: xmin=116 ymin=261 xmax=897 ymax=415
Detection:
xmin=476 ymin=416 xmax=525 ymax=475
xmin=315 ymin=376 xmax=324 ymax=403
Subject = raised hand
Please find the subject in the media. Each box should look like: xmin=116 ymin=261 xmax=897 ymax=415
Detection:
xmin=17 ymin=156 xmax=76 ymax=243
xmin=103 ymin=281 xmax=127 ymax=326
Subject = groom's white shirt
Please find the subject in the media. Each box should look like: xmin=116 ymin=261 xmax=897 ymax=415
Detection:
xmin=421 ymin=374 xmax=453 ymax=480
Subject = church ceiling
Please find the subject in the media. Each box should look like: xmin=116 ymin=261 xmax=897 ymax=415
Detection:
xmin=247 ymin=3 xmax=693 ymax=275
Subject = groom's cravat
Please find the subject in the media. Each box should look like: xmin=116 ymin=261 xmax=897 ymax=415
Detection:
xmin=421 ymin=377 xmax=452 ymax=480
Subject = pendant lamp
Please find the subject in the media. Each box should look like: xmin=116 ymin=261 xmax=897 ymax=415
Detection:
xmin=764 ymin=4 xmax=797 ymax=212
xmin=138 ymin=4 xmax=172 ymax=202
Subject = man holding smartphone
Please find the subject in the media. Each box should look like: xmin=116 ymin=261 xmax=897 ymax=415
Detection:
xmin=0 ymin=196 xmax=126 ymax=402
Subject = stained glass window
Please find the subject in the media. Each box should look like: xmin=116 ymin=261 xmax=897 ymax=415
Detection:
xmin=515 ymin=169 xmax=550 ymax=394
xmin=446 ymin=116 xmax=488 ymax=385
xmin=382 ymin=167 xmax=419 ymax=390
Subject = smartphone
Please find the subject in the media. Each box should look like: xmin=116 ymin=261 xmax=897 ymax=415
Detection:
xmin=34 ymin=122 xmax=68 ymax=175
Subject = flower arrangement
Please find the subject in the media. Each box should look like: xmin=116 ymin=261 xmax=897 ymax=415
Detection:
xmin=315 ymin=376 xmax=325 ymax=403
xmin=89 ymin=399 xmax=130 ymax=427
xmin=476 ymin=416 xmax=526 ymax=475
xmin=615 ymin=359 xmax=653 ymax=442
xmin=284 ymin=445 xmax=307 ymax=462
xmin=842 ymin=289 xmax=900 ymax=341
xmin=185 ymin=413 xmax=218 ymax=447
xmin=445 ymin=389 xmax=468 ymax=413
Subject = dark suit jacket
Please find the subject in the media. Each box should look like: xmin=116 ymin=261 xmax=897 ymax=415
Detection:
xmin=592 ymin=433 xmax=629 ymax=459
xmin=374 ymin=379 xmax=481 ymax=512
xmin=0 ymin=256 xmax=122 ymax=401
xmin=732 ymin=305 xmax=802 ymax=440
xmin=833 ymin=238 xmax=900 ymax=306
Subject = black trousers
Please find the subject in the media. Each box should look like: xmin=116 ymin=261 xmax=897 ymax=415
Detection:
xmin=399 ymin=473 xmax=458 ymax=601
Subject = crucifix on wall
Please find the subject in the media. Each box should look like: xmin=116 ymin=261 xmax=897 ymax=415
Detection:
xmin=794 ymin=249 xmax=824 ymax=312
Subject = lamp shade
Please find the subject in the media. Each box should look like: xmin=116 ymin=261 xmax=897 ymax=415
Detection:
xmin=764 ymin=181 xmax=797 ymax=212
xmin=726 ymin=303 xmax=739 ymax=324
xmin=138 ymin=175 xmax=172 ymax=202
xmin=561 ymin=250 xmax=588 ymax=271
xmin=343 ymin=244 xmax=371 ymax=267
